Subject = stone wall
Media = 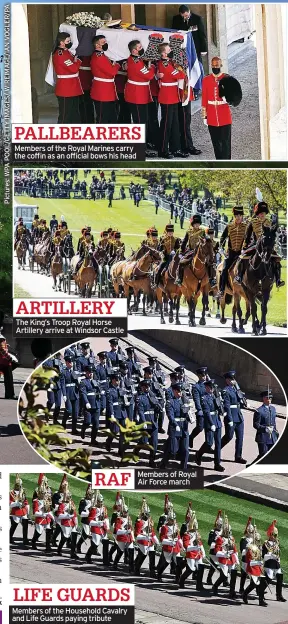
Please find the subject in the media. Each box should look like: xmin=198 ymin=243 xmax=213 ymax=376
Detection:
xmin=225 ymin=4 xmax=253 ymax=46
xmin=139 ymin=330 xmax=285 ymax=403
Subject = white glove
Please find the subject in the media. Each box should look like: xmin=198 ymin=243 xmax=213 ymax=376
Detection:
xmin=86 ymin=402 xmax=91 ymax=409
xmin=136 ymin=415 xmax=140 ymax=422
xmin=211 ymin=425 xmax=216 ymax=432
xmin=143 ymin=423 xmax=148 ymax=430
xmin=265 ymin=426 xmax=273 ymax=433
xmin=203 ymin=118 xmax=208 ymax=126
xmin=228 ymin=421 xmax=233 ymax=426
xmin=175 ymin=425 xmax=181 ymax=432
xmin=63 ymin=396 xmax=67 ymax=402
xmin=110 ymin=415 xmax=116 ymax=422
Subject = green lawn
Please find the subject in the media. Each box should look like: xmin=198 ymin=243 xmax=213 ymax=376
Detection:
xmin=14 ymin=284 xmax=32 ymax=298
xmin=10 ymin=473 xmax=288 ymax=571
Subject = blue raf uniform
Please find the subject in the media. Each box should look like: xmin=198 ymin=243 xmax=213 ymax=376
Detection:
xmin=120 ymin=372 xmax=136 ymax=422
xmin=95 ymin=354 xmax=109 ymax=413
xmin=253 ymin=392 xmax=279 ymax=457
xmin=189 ymin=366 xmax=209 ymax=447
xmin=105 ymin=375 xmax=129 ymax=456
xmin=43 ymin=357 xmax=66 ymax=424
xmin=196 ymin=382 xmax=224 ymax=471
xmin=221 ymin=371 xmax=246 ymax=463
xmin=62 ymin=362 xmax=80 ymax=433
xmin=162 ymin=384 xmax=191 ymax=469
xmin=75 ymin=353 xmax=96 ymax=374
xmin=79 ymin=371 xmax=101 ymax=445
xmin=136 ymin=381 xmax=160 ymax=466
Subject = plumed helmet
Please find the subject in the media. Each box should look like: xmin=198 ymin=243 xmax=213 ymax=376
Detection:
xmin=244 ymin=516 xmax=254 ymax=536
xmin=140 ymin=496 xmax=150 ymax=518
xmin=214 ymin=509 xmax=223 ymax=529
xmin=185 ymin=501 xmax=193 ymax=522
xmin=218 ymin=75 xmax=242 ymax=107
xmin=267 ymin=519 xmax=278 ymax=538
xmin=188 ymin=510 xmax=198 ymax=532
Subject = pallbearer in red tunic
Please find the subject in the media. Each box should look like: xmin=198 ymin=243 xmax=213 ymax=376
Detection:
xmin=157 ymin=502 xmax=183 ymax=581
xmin=212 ymin=513 xmax=239 ymax=599
xmin=10 ymin=474 xmax=30 ymax=545
xmin=157 ymin=42 xmax=188 ymax=159
xmin=52 ymin=32 xmax=83 ymax=123
xmin=179 ymin=509 xmax=206 ymax=590
xmin=124 ymin=40 xmax=155 ymax=124
xmin=134 ymin=497 xmax=159 ymax=577
xmin=78 ymin=55 xmax=94 ymax=123
xmin=90 ymin=35 xmax=120 ymax=123
xmin=31 ymin=474 xmax=54 ymax=553
xmin=201 ymin=57 xmax=232 ymax=160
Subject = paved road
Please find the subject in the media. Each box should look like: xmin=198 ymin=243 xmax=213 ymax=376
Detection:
xmin=18 ymin=335 xmax=286 ymax=482
xmin=10 ymin=528 xmax=288 ymax=624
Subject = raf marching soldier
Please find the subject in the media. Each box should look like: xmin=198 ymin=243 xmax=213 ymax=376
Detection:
xmin=79 ymin=365 xmax=101 ymax=445
xmin=91 ymin=35 xmax=120 ymax=123
xmin=124 ymin=40 xmax=155 ymax=125
xmin=236 ymin=201 xmax=285 ymax=288
xmin=218 ymin=206 xmax=246 ymax=296
xmin=107 ymin=338 xmax=125 ymax=370
xmin=62 ymin=355 xmax=80 ymax=435
xmin=75 ymin=341 xmax=96 ymax=374
xmin=76 ymin=484 xmax=92 ymax=554
xmin=136 ymin=378 xmax=161 ymax=467
xmin=161 ymin=381 xmax=191 ymax=469
xmin=221 ymin=370 xmax=247 ymax=464
xmin=195 ymin=379 xmax=224 ymax=472
xmin=253 ymin=389 xmax=279 ymax=458
xmin=10 ymin=474 xmax=30 ymax=545
xmin=144 ymin=361 xmax=166 ymax=434
xmin=154 ymin=223 xmax=181 ymax=288
xmin=52 ymin=32 xmax=83 ymax=123
xmin=157 ymin=42 xmax=188 ymax=159
xmin=42 ymin=355 xmax=66 ymax=424
xmin=134 ymin=497 xmax=159 ymax=577
xmin=95 ymin=351 xmax=109 ymax=415
xmin=119 ymin=361 xmax=136 ymax=422
xmin=189 ymin=366 xmax=209 ymax=448
xmin=263 ymin=520 xmax=286 ymax=603
xmin=202 ymin=57 xmax=233 ymax=160
xmin=105 ymin=371 xmax=129 ymax=456
xmin=175 ymin=215 xmax=205 ymax=286
xmin=125 ymin=346 xmax=142 ymax=381
xmin=179 ymin=510 xmax=206 ymax=590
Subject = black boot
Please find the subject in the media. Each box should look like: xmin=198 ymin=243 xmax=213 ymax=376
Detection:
xmin=128 ymin=548 xmax=134 ymax=573
xmin=52 ymin=524 xmax=61 ymax=547
xmin=179 ymin=565 xmax=191 ymax=589
xmin=57 ymin=533 xmax=66 ymax=556
xmin=206 ymin=565 xmax=215 ymax=585
xmin=108 ymin=542 xmax=117 ymax=565
xmin=45 ymin=529 xmax=53 ymax=553
xmin=273 ymin=262 xmax=285 ymax=287
xmin=91 ymin=425 xmax=98 ymax=446
xmin=196 ymin=564 xmax=205 ymax=591
xmin=10 ymin=519 xmax=18 ymax=544
xmin=149 ymin=451 xmax=156 ymax=468
xmin=31 ymin=528 xmax=40 ymax=549
xmin=76 ymin=534 xmax=86 ymax=553
xmin=22 ymin=519 xmax=30 ymax=545
xmin=62 ymin=414 xmax=68 ymax=429
xmin=149 ymin=551 xmax=157 ymax=578
xmin=105 ymin=437 xmax=112 ymax=452
xmin=175 ymin=558 xmax=185 ymax=584
xmin=243 ymin=580 xmax=254 ymax=604
xmin=212 ymin=570 xmax=226 ymax=595
xmin=72 ymin=422 xmax=79 ymax=435
xmin=229 ymin=569 xmax=238 ymax=599
xmin=276 ymin=573 xmax=287 ymax=602
xmin=239 ymin=570 xmax=247 ymax=594
xmin=85 ymin=544 xmax=93 ymax=563
xmin=70 ymin=532 xmax=80 ymax=559
xmin=134 ymin=551 xmax=146 ymax=576
xmin=113 ymin=547 xmax=123 ymax=570
xmin=175 ymin=264 xmax=184 ymax=286
xmin=81 ymin=423 xmax=87 ymax=440
xmin=234 ymin=260 xmax=245 ymax=285
xmin=102 ymin=539 xmax=110 ymax=567
xmin=258 ymin=577 xmax=268 ymax=607
xmin=157 ymin=554 xmax=169 ymax=581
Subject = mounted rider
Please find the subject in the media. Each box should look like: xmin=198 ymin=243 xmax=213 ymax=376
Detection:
xmin=142 ymin=227 xmax=159 ymax=249
xmin=218 ymin=206 xmax=247 ymax=296
xmin=59 ymin=221 xmax=70 ymax=239
xmin=38 ymin=219 xmax=50 ymax=239
xmin=175 ymin=215 xmax=214 ymax=286
xmin=14 ymin=218 xmax=29 ymax=249
xmin=77 ymin=228 xmax=88 ymax=252
xmin=98 ymin=230 xmax=110 ymax=250
xmin=50 ymin=229 xmax=64 ymax=257
xmin=154 ymin=223 xmax=181 ymax=288
xmin=74 ymin=231 xmax=97 ymax=274
xmin=235 ymin=201 xmax=285 ymax=288
xmin=109 ymin=231 xmax=125 ymax=262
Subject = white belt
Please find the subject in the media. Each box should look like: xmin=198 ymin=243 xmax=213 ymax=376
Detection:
xmin=208 ymin=100 xmax=226 ymax=105
xmin=144 ymin=410 xmax=154 ymax=415
xmin=87 ymin=392 xmax=96 ymax=396
xmin=210 ymin=411 xmax=216 ymax=415
xmin=127 ymin=79 xmax=149 ymax=86
xmin=101 ymin=391 xmax=106 ymax=395
xmin=175 ymin=418 xmax=186 ymax=422
xmin=99 ymin=380 xmax=107 ymax=384
xmin=93 ymin=77 xmax=114 ymax=83
xmin=57 ymin=73 xmax=79 ymax=79
xmin=80 ymin=67 xmax=91 ymax=71
xmin=66 ymin=383 xmax=75 ymax=387
xmin=230 ymin=405 xmax=238 ymax=408
xmin=161 ymin=82 xmax=178 ymax=86
xmin=113 ymin=402 xmax=119 ymax=406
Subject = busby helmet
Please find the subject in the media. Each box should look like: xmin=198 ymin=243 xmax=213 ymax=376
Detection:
xmin=165 ymin=223 xmax=174 ymax=232
xmin=218 ymin=75 xmax=242 ymax=107
xmin=114 ymin=231 xmax=121 ymax=239
xmin=150 ymin=228 xmax=158 ymax=236
xmin=55 ymin=230 xmax=61 ymax=236
xmin=254 ymin=201 xmax=269 ymax=215
xmin=233 ymin=206 xmax=244 ymax=216
xmin=190 ymin=214 xmax=202 ymax=225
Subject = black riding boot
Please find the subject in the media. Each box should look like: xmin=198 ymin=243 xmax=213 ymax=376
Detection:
xmin=179 ymin=565 xmax=191 ymax=589
xmin=206 ymin=564 xmax=215 ymax=585
xmin=22 ymin=519 xmax=30 ymax=545
xmin=243 ymin=580 xmax=255 ymax=604
xmin=196 ymin=564 xmax=205 ymax=591
xmin=212 ymin=570 xmax=227 ymax=595
xmin=134 ymin=551 xmax=146 ymax=575
xmin=81 ymin=423 xmax=88 ymax=440
xmin=57 ymin=533 xmax=67 ymax=555
xmin=207 ymin=264 xmax=216 ymax=287
xmin=234 ymin=260 xmax=245 ymax=284
xmin=128 ymin=548 xmax=134 ymax=573
xmin=70 ymin=532 xmax=80 ymax=559
xmin=52 ymin=524 xmax=61 ymax=546
xmin=157 ymin=554 xmax=169 ymax=581
xmin=31 ymin=528 xmax=40 ymax=549
xmin=229 ymin=568 xmax=238 ymax=599
xmin=273 ymin=262 xmax=285 ymax=287
xmin=175 ymin=558 xmax=185 ymax=584
xmin=102 ymin=539 xmax=110 ymax=566
xmin=276 ymin=573 xmax=287 ymax=602
xmin=85 ymin=543 xmax=94 ymax=563
xmin=258 ymin=577 xmax=268 ymax=607
xmin=108 ymin=542 xmax=117 ymax=565
xmin=10 ymin=519 xmax=18 ymax=544
xmin=45 ymin=529 xmax=53 ymax=553
xmin=175 ymin=263 xmax=185 ymax=286
xmin=239 ymin=570 xmax=247 ymax=594
xmin=113 ymin=547 xmax=124 ymax=570
xmin=149 ymin=551 xmax=157 ymax=578
xmin=76 ymin=533 xmax=87 ymax=553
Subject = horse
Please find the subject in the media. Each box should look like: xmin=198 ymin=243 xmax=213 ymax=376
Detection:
xmin=71 ymin=244 xmax=96 ymax=298
xmin=51 ymin=245 xmax=63 ymax=291
xmin=155 ymin=250 xmax=182 ymax=324
xmin=33 ymin=231 xmax=51 ymax=275
xmin=110 ymin=244 xmax=150 ymax=298
xmin=216 ymin=260 xmax=251 ymax=333
xmin=181 ymin=237 xmax=215 ymax=327
xmin=122 ymin=247 xmax=162 ymax=315
xmin=16 ymin=234 xmax=28 ymax=270
xmin=233 ymin=225 xmax=277 ymax=336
